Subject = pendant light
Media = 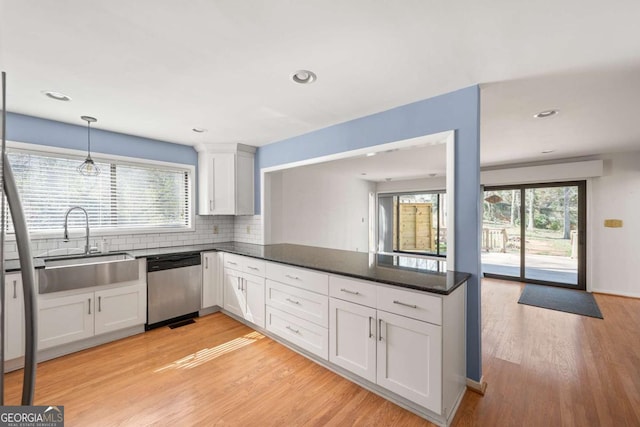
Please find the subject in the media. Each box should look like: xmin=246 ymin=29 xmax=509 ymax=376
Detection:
xmin=78 ymin=115 xmax=100 ymax=176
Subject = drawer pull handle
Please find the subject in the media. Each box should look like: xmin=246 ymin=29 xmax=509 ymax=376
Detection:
xmin=285 ymin=298 xmax=300 ymax=305
xmin=286 ymin=325 xmax=300 ymax=334
xmin=228 ymin=261 xmax=238 ymax=265
xmin=285 ymin=274 xmax=300 ymax=280
xmin=393 ymin=300 xmax=417 ymax=309
xmin=340 ymin=288 xmax=360 ymax=295
xmin=247 ymin=266 xmax=259 ymax=271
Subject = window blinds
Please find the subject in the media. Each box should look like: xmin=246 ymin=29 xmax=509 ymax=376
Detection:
xmin=6 ymin=150 xmax=191 ymax=233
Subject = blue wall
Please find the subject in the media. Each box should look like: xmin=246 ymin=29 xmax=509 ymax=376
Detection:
xmin=6 ymin=112 xmax=197 ymax=165
xmin=256 ymin=85 xmax=482 ymax=381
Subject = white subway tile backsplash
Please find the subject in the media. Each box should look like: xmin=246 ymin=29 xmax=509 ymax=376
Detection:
xmin=4 ymin=214 xmax=266 ymax=261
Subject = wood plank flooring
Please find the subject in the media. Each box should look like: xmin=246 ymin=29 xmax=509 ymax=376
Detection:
xmin=4 ymin=279 xmax=640 ymax=426
xmin=454 ymin=279 xmax=640 ymax=426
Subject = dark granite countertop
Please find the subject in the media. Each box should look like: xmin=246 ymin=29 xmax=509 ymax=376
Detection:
xmin=6 ymin=242 xmax=469 ymax=295
xmin=209 ymin=242 xmax=469 ymax=295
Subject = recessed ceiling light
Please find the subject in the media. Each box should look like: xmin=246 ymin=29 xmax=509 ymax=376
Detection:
xmin=534 ymin=109 xmax=559 ymax=118
xmin=541 ymin=150 xmax=555 ymax=154
xmin=43 ymin=91 xmax=71 ymax=101
xmin=192 ymin=128 xmax=206 ymax=133
xmin=292 ymin=70 xmax=317 ymax=84
xmin=366 ymin=152 xmax=376 ymax=157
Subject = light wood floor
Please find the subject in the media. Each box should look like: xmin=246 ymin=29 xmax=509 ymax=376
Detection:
xmin=5 ymin=279 xmax=640 ymax=426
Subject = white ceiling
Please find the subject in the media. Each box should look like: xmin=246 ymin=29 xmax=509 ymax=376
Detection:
xmin=2 ymin=0 xmax=640 ymax=167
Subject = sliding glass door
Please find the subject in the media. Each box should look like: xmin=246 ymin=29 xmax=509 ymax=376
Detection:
xmin=482 ymin=181 xmax=586 ymax=289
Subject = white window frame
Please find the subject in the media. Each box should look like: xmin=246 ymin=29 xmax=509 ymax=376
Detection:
xmin=5 ymin=140 xmax=196 ymax=240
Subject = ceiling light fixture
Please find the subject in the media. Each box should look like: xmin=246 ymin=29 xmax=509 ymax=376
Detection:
xmin=534 ymin=109 xmax=559 ymax=118
xmin=366 ymin=152 xmax=376 ymax=157
xmin=43 ymin=91 xmax=71 ymax=101
xmin=192 ymin=127 xmax=206 ymax=133
xmin=78 ymin=116 xmax=100 ymax=176
xmin=292 ymin=70 xmax=317 ymax=84
xmin=541 ymin=150 xmax=555 ymax=154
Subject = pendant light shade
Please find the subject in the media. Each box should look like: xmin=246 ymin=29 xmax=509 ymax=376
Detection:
xmin=78 ymin=115 xmax=100 ymax=176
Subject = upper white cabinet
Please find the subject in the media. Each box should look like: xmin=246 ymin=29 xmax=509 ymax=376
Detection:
xmin=197 ymin=143 xmax=255 ymax=216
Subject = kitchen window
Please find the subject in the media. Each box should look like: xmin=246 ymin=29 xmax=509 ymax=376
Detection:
xmin=378 ymin=191 xmax=447 ymax=257
xmin=6 ymin=147 xmax=193 ymax=235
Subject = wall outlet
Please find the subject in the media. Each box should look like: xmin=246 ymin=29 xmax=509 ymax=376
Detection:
xmin=213 ymin=225 xmax=219 ymax=234
xmin=246 ymin=225 xmax=251 ymax=234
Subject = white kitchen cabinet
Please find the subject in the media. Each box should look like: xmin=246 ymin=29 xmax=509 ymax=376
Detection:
xmin=328 ymin=275 xmax=465 ymax=419
xmin=329 ymin=291 xmax=442 ymax=411
xmin=38 ymin=291 xmax=94 ymax=350
xmin=329 ymin=297 xmax=376 ymax=383
xmin=38 ymin=282 xmax=147 ymax=350
xmin=197 ymin=144 xmax=255 ymax=216
xmin=223 ymin=267 xmax=244 ymax=319
xmin=223 ymin=253 xmax=265 ymax=328
xmin=94 ymin=283 xmax=146 ymax=335
xmin=202 ymin=251 xmax=223 ymax=309
xmin=377 ymin=310 xmax=442 ymax=412
xmin=4 ymin=273 xmax=25 ymax=360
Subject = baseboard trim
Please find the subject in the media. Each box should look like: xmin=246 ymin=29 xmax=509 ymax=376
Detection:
xmin=466 ymin=376 xmax=487 ymax=395
xmin=592 ymin=290 xmax=640 ymax=300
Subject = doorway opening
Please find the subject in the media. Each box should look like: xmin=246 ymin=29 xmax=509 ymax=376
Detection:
xmin=482 ymin=181 xmax=586 ymax=290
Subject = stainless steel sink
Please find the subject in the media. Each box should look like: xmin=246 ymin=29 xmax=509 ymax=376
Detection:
xmin=38 ymin=253 xmax=140 ymax=294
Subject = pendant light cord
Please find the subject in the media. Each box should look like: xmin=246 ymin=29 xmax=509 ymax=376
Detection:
xmin=87 ymin=121 xmax=92 ymax=157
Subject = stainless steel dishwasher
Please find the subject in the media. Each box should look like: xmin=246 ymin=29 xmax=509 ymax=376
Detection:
xmin=146 ymin=252 xmax=202 ymax=329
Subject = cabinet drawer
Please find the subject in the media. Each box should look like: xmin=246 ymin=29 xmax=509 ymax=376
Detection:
xmin=329 ymin=276 xmax=377 ymax=307
xmin=223 ymin=253 xmax=245 ymax=271
xmin=266 ymin=307 xmax=328 ymax=360
xmin=243 ymin=258 xmax=265 ymax=277
xmin=266 ymin=280 xmax=328 ymax=327
xmin=223 ymin=253 xmax=265 ymax=277
xmin=377 ymin=285 xmax=442 ymax=325
xmin=265 ymin=262 xmax=328 ymax=295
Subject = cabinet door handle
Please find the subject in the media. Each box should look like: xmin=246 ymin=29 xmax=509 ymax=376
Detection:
xmin=393 ymin=300 xmax=417 ymax=309
xmin=285 ymin=274 xmax=300 ymax=280
xmin=369 ymin=316 xmax=374 ymax=338
xmin=98 ymin=296 xmax=102 ymax=312
xmin=378 ymin=319 xmax=383 ymax=341
xmin=209 ymin=200 xmax=214 ymax=211
xmin=340 ymin=288 xmax=360 ymax=295
xmin=285 ymin=298 xmax=300 ymax=305
xmin=237 ymin=277 xmax=241 ymax=290
xmin=205 ymin=257 xmax=209 ymax=269
xmin=286 ymin=325 xmax=300 ymax=334
xmin=12 ymin=280 xmax=17 ymax=299
xmin=242 ymin=279 xmax=245 ymax=292
xmin=88 ymin=298 xmax=91 ymax=315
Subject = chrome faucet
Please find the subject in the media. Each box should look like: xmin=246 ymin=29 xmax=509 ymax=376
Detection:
xmin=63 ymin=206 xmax=91 ymax=255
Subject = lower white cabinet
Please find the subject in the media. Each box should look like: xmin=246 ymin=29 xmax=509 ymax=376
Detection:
xmin=38 ymin=283 xmax=147 ymax=350
xmin=202 ymin=251 xmax=223 ymax=309
xmin=94 ymin=284 xmax=146 ymax=335
xmin=330 ymin=298 xmax=442 ymax=411
xmin=39 ymin=291 xmax=94 ymax=349
xmin=377 ymin=310 xmax=442 ymax=412
xmin=329 ymin=298 xmax=376 ymax=382
xmin=5 ymin=273 xmax=25 ymax=360
xmin=223 ymin=266 xmax=265 ymax=328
